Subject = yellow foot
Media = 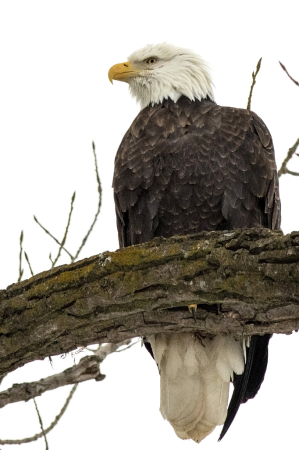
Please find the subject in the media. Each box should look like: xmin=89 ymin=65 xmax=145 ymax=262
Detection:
xmin=188 ymin=304 xmax=197 ymax=323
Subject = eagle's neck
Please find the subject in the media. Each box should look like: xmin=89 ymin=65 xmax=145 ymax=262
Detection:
xmin=128 ymin=59 xmax=214 ymax=109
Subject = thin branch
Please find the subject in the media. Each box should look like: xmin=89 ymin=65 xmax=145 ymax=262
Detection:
xmin=72 ymin=142 xmax=102 ymax=262
xmin=33 ymin=143 xmax=101 ymax=265
xmin=0 ymin=355 xmax=103 ymax=408
xmin=17 ymin=231 xmax=24 ymax=282
xmin=33 ymin=398 xmax=49 ymax=450
xmin=247 ymin=57 xmax=262 ymax=110
xmin=34 ymin=216 xmax=74 ymax=260
xmin=279 ymin=61 xmax=299 ymax=86
xmin=0 ymin=384 xmax=78 ymax=445
xmin=51 ymin=192 xmax=76 ymax=267
xmin=116 ymin=339 xmax=140 ymax=352
xmin=284 ymin=169 xmax=299 ymax=176
xmin=0 ymin=340 xmax=132 ymax=408
xmin=278 ymin=137 xmax=299 ymax=178
xmin=49 ymin=253 xmax=54 ymax=265
xmin=0 ymin=340 xmax=135 ymax=445
xmin=94 ymin=340 xmax=132 ymax=358
xmin=24 ymin=251 xmax=34 ymax=277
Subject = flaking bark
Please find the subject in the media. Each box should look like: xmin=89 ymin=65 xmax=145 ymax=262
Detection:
xmin=1 ymin=228 xmax=299 ymax=377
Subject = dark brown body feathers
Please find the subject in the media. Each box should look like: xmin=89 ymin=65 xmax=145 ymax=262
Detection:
xmin=113 ymin=95 xmax=281 ymax=439
xmin=113 ymin=96 xmax=280 ymax=247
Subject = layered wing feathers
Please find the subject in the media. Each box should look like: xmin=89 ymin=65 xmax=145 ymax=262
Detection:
xmin=113 ymin=97 xmax=280 ymax=248
xmin=113 ymin=95 xmax=280 ymax=441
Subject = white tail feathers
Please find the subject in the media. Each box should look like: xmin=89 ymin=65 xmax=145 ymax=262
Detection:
xmin=147 ymin=333 xmax=244 ymax=443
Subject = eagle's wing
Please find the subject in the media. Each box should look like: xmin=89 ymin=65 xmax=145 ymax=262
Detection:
xmin=219 ymin=112 xmax=280 ymax=440
xmin=113 ymin=98 xmax=280 ymax=247
xmin=219 ymin=334 xmax=272 ymax=441
xmin=113 ymin=96 xmax=280 ymax=439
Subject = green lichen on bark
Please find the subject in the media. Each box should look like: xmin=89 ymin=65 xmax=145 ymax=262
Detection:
xmin=0 ymin=228 xmax=299 ymax=376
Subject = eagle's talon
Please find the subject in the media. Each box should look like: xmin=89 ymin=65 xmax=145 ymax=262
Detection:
xmin=188 ymin=304 xmax=197 ymax=323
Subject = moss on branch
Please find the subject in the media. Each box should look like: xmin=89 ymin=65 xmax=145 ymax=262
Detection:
xmin=1 ymin=228 xmax=299 ymax=376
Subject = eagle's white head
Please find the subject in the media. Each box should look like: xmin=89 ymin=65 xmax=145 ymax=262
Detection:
xmin=108 ymin=43 xmax=214 ymax=109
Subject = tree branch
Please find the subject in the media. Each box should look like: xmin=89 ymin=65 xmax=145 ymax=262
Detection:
xmin=51 ymin=191 xmax=76 ymax=267
xmin=33 ymin=215 xmax=74 ymax=261
xmin=278 ymin=137 xmax=299 ymax=178
xmin=0 ymin=384 xmax=78 ymax=445
xmin=17 ymin=231 xmax=24 ymax=282
xmin=1 ymin=228 xmax=299 ymax=377
xmin=0 ymin=355 xmax=104 ymax=408
xmin=279 ymin=61 xmax=299 ymax=86
xmin=72 ymin=141 xmax=102 ymax=262
xmin=33 ymin=397 xmax=49 ymax=450
xmin=0 ymin=339 xmax=132 ymax=408
xmin=247 ymin=57 xmax=262 ymax=110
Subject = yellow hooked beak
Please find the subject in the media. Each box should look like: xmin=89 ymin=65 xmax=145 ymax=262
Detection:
xmin=108 ymin=61 xmax=141 ymax=84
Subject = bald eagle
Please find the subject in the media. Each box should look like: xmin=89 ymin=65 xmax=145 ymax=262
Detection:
xmin=109 ymin=43 xmax=280 ymax=443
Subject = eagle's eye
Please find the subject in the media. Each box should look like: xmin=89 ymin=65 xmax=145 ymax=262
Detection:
xmin=145 ymin=57 xmax=157 ymax=64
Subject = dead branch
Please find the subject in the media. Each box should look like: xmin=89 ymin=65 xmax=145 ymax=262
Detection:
xmin=0 ymin=355 xmax=103 ymax=408
xmin=0 ymin=384 xmax=77 ymax=446
xmin=0 ymin=339 xmax=132 ymax=408
xmin=0 ymin=339 xmax=133 ymax=446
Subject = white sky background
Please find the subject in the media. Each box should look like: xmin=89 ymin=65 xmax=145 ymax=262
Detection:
xmin=0 ymin=0 xmax=299 ymax=448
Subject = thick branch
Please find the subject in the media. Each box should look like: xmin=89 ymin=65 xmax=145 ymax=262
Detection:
xmin=1 ymin=228 xmax=299 ymax=377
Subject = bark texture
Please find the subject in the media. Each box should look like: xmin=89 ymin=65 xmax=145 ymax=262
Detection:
xmin=1 ymin=228 xmax=299 ymax=377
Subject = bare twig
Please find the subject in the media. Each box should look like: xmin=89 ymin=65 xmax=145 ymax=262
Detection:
xmin=17 ymin=231 xmax=24 ymax=282
xmin=24 ymin=251 xmax=34 ymax=277
xmin=279 ymin=61 xmax=299 ymax=86
xmin=0 ymin=384 xmax=78 ymax=445
xmin=0 ymin=355 xmax=104 ymax=408
xmin=72 ymin=142 xmax=102 ymax=262
xmin=51 ymin=192 xmax=76 ymax=267
xmin=278 ymin=137 xmax=299 ymax=178
xmin=94 ymin=340 xmax=132 ymax=358
xmin=34 ymin=216 xmax=74 ymax=260
xmin=247 ymin=57 xmax=262 ymax=110
xmin=0 ymin=340 xmax=132 ymax=408
xmin=33 ymin=143 xmax=101 ymax=265
xmin=0 ymin=340 xmax=134 ymax=445
xmin=49 ymin=253 xmax=54 ymax=265
xmin=33 ymin=398 xmax=49 ymax=450
xmin=116 ymin=339 xmax=140 ymax=352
